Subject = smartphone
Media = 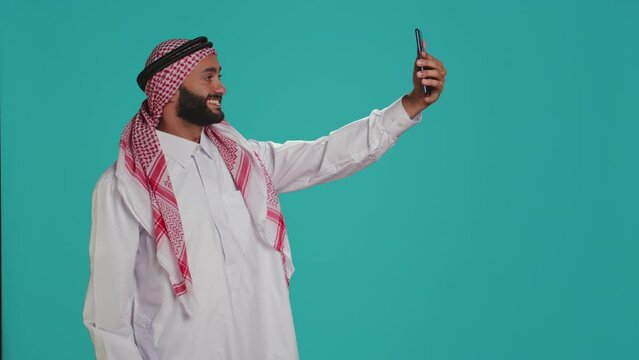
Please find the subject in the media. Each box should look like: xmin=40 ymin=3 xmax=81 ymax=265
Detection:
xmin=415 ymin=28 xmax=431 ymax=96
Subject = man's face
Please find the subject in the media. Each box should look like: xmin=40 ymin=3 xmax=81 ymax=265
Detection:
xmin=176 ymin=54 xmax=226 ymax=126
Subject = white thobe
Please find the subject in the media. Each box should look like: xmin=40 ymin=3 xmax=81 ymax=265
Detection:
xmin=83 ymin=97 xmax=421 ymax=360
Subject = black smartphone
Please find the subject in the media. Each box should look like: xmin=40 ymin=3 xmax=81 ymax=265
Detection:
xmin=415 ymin=28 xmax=431 ymax=96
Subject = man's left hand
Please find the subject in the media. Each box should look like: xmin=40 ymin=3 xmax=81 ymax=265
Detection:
xmin=401 ymin=40 xmax=447 ymax=118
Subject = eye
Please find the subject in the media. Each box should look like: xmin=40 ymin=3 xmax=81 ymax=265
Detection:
xmin=205 ymin=74 xmax=222 ymax=81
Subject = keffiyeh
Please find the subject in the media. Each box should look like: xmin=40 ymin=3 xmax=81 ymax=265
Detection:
xmin=114 ymin=38 xmax=293 ymax=314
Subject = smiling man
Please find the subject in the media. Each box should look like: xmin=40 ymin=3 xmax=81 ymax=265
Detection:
xmin=82 ymin=36 xmax=446 ymax=360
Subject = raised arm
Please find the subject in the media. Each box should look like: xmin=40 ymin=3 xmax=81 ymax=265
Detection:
xmin=248 ymin=40 xmax=447 ymax=194
xmin=248 ymin=97 xmax=421 ymax=194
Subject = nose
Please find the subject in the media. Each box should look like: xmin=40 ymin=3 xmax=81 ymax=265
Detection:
xmin=212 ymin=80 xmax=226 ymax=95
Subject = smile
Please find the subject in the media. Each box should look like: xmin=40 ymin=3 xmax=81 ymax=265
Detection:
xmin=207 ymin=98 xmax=221 ymax=106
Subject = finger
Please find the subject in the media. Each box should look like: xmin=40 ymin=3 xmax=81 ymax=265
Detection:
xmin=425 ymin=92 xmax=441 ymax=104
xmin=436 ymin=61 xmax=446 ymax=76
xmin=421 ymin=78 xmax=444 ymax=90
xmin=423 ymin=54 xmax=446 ymax=73
xmin=425 ymin=54 xmax=443 ymax=67
xmin=416 ymin=69 xmax=445 ymax=80
xmin=415 ymin=59 xmax=440 ymax=70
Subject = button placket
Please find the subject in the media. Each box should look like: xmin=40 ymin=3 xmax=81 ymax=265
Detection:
xmin=193 ymin=150 xmax=236 ymax=265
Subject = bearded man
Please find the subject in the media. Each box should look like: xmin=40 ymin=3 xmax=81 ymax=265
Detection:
xmin=83 ymin=36 xmax=447 ymax=359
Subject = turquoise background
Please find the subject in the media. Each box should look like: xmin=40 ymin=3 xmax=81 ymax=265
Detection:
xmin=2 ymin=0 xmax=638 ymax=358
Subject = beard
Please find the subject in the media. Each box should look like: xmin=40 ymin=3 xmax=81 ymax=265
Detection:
xmin=176 ymin=85 xmax=225 ymax=126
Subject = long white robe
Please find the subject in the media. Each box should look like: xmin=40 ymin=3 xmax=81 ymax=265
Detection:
xmin=83 ymin=97 xmax=421 ymax=360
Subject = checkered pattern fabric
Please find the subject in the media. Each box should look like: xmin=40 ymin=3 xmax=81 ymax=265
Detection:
xmin=116 ymin=39 xmax=293 ymax=313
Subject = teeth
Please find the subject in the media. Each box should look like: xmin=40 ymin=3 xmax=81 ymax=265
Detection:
xmin=207 ymin=99 xmax=221 ymax=106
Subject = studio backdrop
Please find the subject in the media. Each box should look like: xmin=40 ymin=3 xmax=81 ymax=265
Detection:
xmin=1 ymin=0 xmax=638 ymax=359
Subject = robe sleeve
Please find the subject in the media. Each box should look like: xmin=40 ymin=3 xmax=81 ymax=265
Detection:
xmin=248 ymin=96 xmax=422 ymax=194
xmin=83 ymin=170 xmax=143 ymax=360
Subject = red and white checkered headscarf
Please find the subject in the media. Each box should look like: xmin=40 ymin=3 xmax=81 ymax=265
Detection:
xmin=115 ymin=39 xmax=293 ymax=314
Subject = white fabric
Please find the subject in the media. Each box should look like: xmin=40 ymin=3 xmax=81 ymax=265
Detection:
xmin=83 ymin=97 xmax=421 ymax=360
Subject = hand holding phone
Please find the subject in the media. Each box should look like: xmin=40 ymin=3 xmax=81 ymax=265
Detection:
xmin=415 ymin=28 xmax=431 ymax=97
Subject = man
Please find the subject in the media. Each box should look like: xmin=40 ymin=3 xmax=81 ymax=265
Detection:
xmin=83 ymin=36 xmax=446 ymax=359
